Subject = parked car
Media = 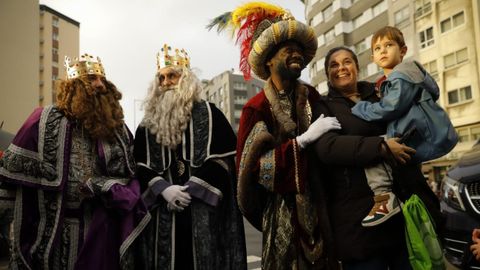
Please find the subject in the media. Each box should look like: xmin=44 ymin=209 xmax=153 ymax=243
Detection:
xmin=441 ymin=140 xmax=480 ymax=268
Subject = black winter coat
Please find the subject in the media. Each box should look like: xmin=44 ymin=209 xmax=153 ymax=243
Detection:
xmin=312 ymin=81 xmax=442 ymax=261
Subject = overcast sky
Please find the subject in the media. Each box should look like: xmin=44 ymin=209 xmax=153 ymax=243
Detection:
xmin=39 ymin=0 xmax=307 ymax=129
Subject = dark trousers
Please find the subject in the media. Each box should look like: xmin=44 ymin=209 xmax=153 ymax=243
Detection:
xmin=342 ymin=247 xmax=412 ymax=270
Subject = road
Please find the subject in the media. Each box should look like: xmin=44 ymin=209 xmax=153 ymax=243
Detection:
xmin=244 ymin=218 xmax=262 ymax=270
xmin=0 ymin=219 xmax=461 ymax=270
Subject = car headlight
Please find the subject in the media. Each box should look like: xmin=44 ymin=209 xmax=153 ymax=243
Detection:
xmin=442 ymin=176 xmax=466 ymax=211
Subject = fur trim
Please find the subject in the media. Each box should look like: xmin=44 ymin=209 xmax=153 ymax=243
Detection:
xmin=237 ymin=129 xmax=275 ymax=231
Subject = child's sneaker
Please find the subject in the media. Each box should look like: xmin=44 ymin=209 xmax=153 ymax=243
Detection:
xmin=362 ymin=192 xmax=401 ymax=227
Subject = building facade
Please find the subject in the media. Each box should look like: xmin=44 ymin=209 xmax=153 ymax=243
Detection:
xmin=203 ymin=70 xmax=264 ymax=132
xmin=0 ymin=0 xmax=39 ymax=134
xmin=39 ymin=5 xmax=80 ymax=107
xmin=304 ymin=0 xmax=480 ymax=183
xmin=0 ymin=3 xmax=79 ymax=134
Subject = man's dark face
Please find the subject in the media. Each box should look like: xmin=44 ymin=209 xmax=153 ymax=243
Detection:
xmin=266 ymin=41 xmax=305 ymax=80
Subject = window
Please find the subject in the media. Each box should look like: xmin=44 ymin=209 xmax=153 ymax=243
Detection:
xmin=447 ymin=85 xmax=472 ymax=105
xmin=441 ymin=11 xmax=465 ymax=33
xmin=52 ymin=33 xmax=59 ymax=41
xmin=472 ymin=126 xmax=480 ymax=141
xmin=354 ymin=39 xmax=368 ymax=54
xmin=419 ymin=27 xmax=434 ymax=49
xmin=444 ymin=48 xmax=468 ymax=69
xmin=457 ymin=129 xmax=469 ymax=143
xmin=323 ymin=4 xmax=333 ymax=21
xmin=352 ymin=14 xmax=362 ymax=28
xmin=415 ymin=0 xmax=431 ymax=18
xmin=394 ymin=6 xmax=410 ymax=26
xmin=52 ymin=17 xmax=59 ymax=27
xmin=456 ymin=125 xmax=480 ymax=142
xmin=233 ymin=82 xmax=247 ymax=90
xmin=325 ymin=28 xmax=335 ymax=44
xmin=423 ymin=60 xmax=438 ymax=80
xmin=312 ymin=13 xmax=323 ymax=27
xmin=373 ymin=0 xmax=387 ymax=17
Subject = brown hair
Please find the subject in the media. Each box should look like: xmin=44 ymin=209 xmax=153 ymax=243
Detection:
xmin=56 ymin=76 xmax=124 ymax=141
xmin=371 ymin=26 xmax=406 ymax=51
xmin=324 ymin=46 xmax=359 ymax=76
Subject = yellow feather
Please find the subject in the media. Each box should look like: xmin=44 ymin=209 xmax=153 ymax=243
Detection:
xmin=231 ymin=2 xmax=286 ymax=27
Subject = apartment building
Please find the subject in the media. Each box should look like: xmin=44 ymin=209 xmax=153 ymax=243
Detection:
xmin=0 ymin=0 xmax=39 ymax=134
xmin=412 ymin=0 xmax=480 ymax=181
xmin=39 ymin=5 xmax=80 ymax=107
xmin=304 ymin=0 xmax=480 ymax=182
xmin=0 ymin=3 xmax=79 ymax=134
xmin=204 ymin=70 xmax=264 ymax=132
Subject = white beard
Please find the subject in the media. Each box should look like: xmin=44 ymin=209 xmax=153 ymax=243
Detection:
xmin=142 ymin=85 xmax=194 ymax=149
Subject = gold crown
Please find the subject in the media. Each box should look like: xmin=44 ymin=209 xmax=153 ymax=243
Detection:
xmin=156 ymin=44 xmax=190 ymax=70
xmin=64 ymin=53 xmax=105 ymax=79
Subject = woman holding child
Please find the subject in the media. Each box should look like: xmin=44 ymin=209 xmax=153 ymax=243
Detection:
xmin=312 ymin=28 xmax=444 ymax=269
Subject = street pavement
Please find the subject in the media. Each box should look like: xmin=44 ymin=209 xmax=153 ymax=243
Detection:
xmin=0 ymin=218 xmax=461 ymax=270
xmin=244 ymin=218 xmax=262 ymax=270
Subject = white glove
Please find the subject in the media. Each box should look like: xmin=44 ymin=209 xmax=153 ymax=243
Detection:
xmin=296 ymin=114 xmax=341 ymax=149
xmin=161 ymin=185 xmax=191 ymax=212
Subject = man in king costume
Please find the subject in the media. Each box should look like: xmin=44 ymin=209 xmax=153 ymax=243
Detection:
xmin=0 ymin=54 xmax=150 ymax=270
xmin=209 ymin=2 xmax=341 ymax=269
xmin=132 ymin=45 xmax=247 ymax=269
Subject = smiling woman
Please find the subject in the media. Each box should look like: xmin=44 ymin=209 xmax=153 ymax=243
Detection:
xmin=311 ymin=46 xmax=443 ymax=270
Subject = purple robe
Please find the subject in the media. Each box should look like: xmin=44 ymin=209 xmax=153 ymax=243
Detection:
xmin=0 ymin=106 xmax=150 ymax=270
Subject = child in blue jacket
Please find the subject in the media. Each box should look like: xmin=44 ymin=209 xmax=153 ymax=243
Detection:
xmin=352 ymin=26 xmax=458 ymax=226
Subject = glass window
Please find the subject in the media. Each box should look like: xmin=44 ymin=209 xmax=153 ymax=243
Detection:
xmin=423 ymin=60 xmax=438 ymax=80
xmin=453 ymin=11 xmax=465 ymax=27
xmin=448 ymin=85 xmax=472 ymax=104
xmin=457 ymin=48 xmax=468 ymax=63
xmin=444 ymin=48 xmax=468 ymax=68
xmin=471 ymin=126 xmax=480 ymax=141
xmin=352 ymin=14 xmax=362 ymax=29
xmin=415 ymin=0 xmax=432 ymax=18
xmin=354 ymin=39 xmax=367 ymax=54
xmin=440 ymin=19 xmax=452 ymax=33
xmin=373 ymin=0 xmax=387 ymax=17
xmin=419 ymin=27 xmax=434 ymax=49
xmin=233 ymin=82 xmax=247 ymax=90
xmin=323 ymin=4 xmax=333 ymax=21
xmin=441 ymin=11 xmax=465 ymax=33
xmin=394 ymin=6 xmax=410 ymax=26
xmin=448 ymin=90 xmax=459 ymax=104
xmin=312 ymin=13 xmax=323 ymax=27
xmin=325 ymin=28 xmax=335 ymax=44
xmin=458 ymin=129 xmax=469 ymax=142
xmin=460 ymin=86 xmax=472 ymax=100
xmin=444 ymin=52 xmax=456 ymax=68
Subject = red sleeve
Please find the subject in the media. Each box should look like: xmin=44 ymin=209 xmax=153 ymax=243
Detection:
xmin=236 ymin=104 xmax=305 ymax=195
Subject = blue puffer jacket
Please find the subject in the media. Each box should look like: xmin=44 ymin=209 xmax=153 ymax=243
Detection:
xmin=352 ymin=60 xmax=458 ymax=162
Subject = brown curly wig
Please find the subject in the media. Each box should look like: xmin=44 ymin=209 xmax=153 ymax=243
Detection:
xmin=56 ymin=76 xmax=124 ymax=141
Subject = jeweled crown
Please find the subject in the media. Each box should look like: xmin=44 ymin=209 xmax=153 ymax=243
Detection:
xmin=156 ymin=44 xmax=190 ymax=70
xmin=64 ymin=54 xmax=105 ymax=79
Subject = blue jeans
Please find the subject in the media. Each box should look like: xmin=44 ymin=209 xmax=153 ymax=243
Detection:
xmin=342 ymin=248 xmax=412 ymax=270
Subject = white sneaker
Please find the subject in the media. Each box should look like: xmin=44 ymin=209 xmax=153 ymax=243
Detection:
xmin=362 ymin=192 xmax=401 ymax=227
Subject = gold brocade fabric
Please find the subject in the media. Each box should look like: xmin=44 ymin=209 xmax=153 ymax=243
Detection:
xmin=262 ymin=194 xmax=296 ymax=270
